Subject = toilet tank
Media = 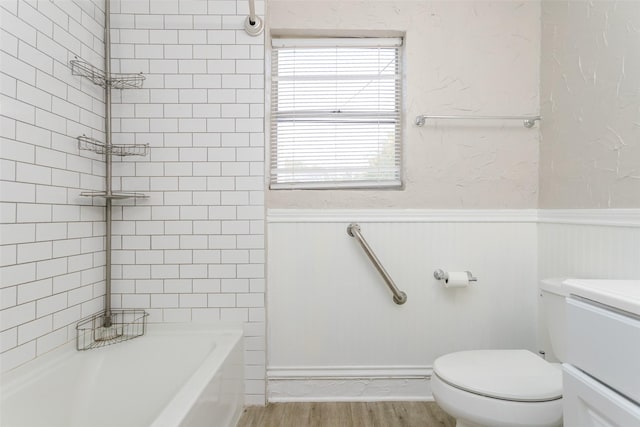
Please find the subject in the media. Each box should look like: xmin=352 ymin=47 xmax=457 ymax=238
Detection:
xmin=540 ymin=278 xmax=569 ymax=362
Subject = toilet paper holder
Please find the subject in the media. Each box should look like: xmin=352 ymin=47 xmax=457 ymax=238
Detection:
xmin=434 ymin=269 xmax=478 ymax=283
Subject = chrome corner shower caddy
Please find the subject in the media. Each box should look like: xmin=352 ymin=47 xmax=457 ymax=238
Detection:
xmin=72 ymin=0 xmax=148 ymax=349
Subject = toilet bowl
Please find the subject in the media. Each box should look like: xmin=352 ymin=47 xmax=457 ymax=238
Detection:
xmin=432 ymin=279 xmax=568 ymax=427
xmin=432 ymin=350 xmax=562 ymax=427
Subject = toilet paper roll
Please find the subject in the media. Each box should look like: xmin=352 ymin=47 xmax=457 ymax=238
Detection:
xmin=445 ymin=272 xmax=470 ymax=288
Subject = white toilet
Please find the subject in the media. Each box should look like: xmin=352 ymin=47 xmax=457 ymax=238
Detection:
xmin=431 ymin=279 xmax=568 ymax=427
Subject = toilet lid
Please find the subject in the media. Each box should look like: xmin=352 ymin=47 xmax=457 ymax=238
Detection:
xmin=433 ymin=349 xmax=562 ymax=402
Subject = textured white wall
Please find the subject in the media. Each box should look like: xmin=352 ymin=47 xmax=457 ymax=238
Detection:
xmin=540 ymin=1 xmax=640 ymax=208
xmin=0 ymin=0 xmax=107 ymax=372
xmin=266 ymin=0 xmax=541 ymax=209
xmin=109 ymin=0 xmax=266 ymax=405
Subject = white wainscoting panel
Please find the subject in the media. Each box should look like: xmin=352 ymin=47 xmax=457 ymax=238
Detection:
xmin=537 ymin=219 xmax=640 ymax=361
xmin=539 ymin=223 xmax=640 ymax=280
xmin=267 ymin=210 xmax=538 ymax=401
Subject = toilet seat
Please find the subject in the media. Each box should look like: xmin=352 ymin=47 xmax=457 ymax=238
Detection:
xmin=431 ymin=372 xmax=563 ymax=427
xmin=433 ymin=349 xmax=562 ymax=402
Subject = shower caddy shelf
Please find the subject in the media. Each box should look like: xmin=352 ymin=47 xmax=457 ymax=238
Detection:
xmin=70 ymin=57 xmax=145 ymax=89
xmin=71 ymin=0 xmax=149 ymax=351
xmin=72 ymin=71 xmax=150 ymax=203
xmin=77 ymin=134 xmax=149 ymax=157
xmin=79 ymin=191 xmax=149 ymax=200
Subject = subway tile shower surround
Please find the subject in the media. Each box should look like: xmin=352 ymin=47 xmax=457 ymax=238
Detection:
xmin=1 ymin=0 xmax=107 ymax=371
xmin=0 ymin=0 xmax=266 ymax=405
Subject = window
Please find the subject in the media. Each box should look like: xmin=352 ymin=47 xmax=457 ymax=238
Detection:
xmin=270 ymin=37 xmax=403 ymax=189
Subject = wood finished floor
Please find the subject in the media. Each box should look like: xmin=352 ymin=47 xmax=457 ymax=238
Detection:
xmin=237 ymin=402 xmax=455 ymax=427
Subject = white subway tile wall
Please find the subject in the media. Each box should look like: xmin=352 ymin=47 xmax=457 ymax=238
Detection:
xmin=1 ymin=0 xmax=265 ymax=405
xmin=0 ymin=0 xmax=107 ymax=371
xmin=109 ymin=0 xmax=266 ymax=404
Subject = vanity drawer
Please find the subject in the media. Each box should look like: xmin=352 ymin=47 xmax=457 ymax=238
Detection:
xmin=566 ymin=297 xmax=640 ymax=404
xmin=563 ymin=364 xmax=640 ymax=426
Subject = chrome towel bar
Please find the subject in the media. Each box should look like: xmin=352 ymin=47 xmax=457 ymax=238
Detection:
xmin=415 ymin=114 xmax=541 ymax=128
xmin=347 ymin=223 xmax=407 ymax=305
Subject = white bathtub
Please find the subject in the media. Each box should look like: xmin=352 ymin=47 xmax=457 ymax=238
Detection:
xmin=0 ymin=324 xmax=244 ymax=427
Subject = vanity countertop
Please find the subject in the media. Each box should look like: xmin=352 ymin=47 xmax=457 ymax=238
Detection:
xmin=563 ymin=279 xmax=640 ymax=317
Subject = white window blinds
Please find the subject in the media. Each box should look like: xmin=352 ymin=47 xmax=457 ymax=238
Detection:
xmin=270 ymin=37 xmax=403 ymax=189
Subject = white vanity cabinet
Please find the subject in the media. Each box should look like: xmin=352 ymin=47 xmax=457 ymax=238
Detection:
xmin=562 ymin=280 xmax=640 ymax=427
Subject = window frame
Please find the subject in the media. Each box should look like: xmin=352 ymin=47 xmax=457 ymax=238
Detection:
xmin=269 ymin=37 xmax=404 ymax=190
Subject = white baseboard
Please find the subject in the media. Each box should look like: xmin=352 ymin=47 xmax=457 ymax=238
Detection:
xmin=267 ymin=366 xmax=434 ymax=402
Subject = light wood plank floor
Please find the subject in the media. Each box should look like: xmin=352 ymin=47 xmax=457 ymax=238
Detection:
xmin=237 ymin=402 xmax=455 ymax=427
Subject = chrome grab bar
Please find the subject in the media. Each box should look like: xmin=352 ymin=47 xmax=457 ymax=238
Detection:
xmin=347 ymin=223 xmax=407 ymax=305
